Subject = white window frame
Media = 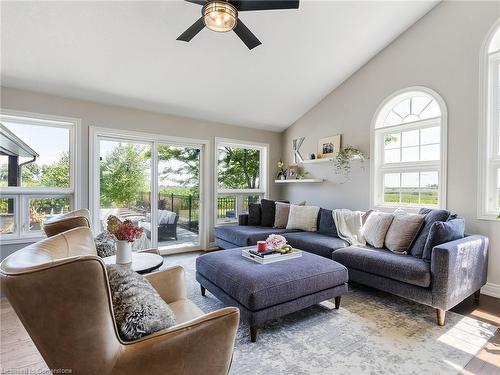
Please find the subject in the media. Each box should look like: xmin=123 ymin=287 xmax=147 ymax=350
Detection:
xmin=478 ymin=20 xmax=500 ymax=220
xmin=89 ymin=126 xmax=210 ymax=253
xmin=0 ymin=109 xmax=81 ymax=244
xmin=214 ymin=137 xmax=269 ymax=225
xmin=370 ymin=87 xmax=448 ymax=212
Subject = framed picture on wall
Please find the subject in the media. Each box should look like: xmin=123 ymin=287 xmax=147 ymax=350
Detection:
xmin=287 ymin=165 xmax=298 ymax=180
xmin=318 ymin=135 xmax=341 ymax=158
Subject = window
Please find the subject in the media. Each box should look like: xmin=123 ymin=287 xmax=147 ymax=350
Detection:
xmin=371 ymin=88 xmax=447 ymax=209
xmin=479 ymin=22 xmax=500 ymax=219
xmin=215 ymin=138 xmax=268 ymax=224
xmin=0 ymin=111 xmax=80 ymax=242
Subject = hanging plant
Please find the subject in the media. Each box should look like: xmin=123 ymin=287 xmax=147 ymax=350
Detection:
xmin=333 ymin=145 xmax=368 ymax=182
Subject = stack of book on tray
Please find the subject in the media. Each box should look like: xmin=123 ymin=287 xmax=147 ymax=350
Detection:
xmin=241 ymin=247 xmax=302 ymax=264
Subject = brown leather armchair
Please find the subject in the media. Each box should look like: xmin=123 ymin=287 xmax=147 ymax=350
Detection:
xmin=0 ymin=228 xmax=240 ymax=375
xmin=43 ymin=208 xmax=91 ymax=237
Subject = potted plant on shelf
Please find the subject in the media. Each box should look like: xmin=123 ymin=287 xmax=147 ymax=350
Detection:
xmin=333 ymin=145 xmax=367 ymax=181
xmin=276 ymin=160 xmax=287 ymax=180
xmin=107 ymin=215 xmax=143 ymax=264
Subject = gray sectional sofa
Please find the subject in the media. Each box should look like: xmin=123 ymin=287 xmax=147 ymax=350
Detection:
xmin=214 ymin=204 xmax=489 ymax=325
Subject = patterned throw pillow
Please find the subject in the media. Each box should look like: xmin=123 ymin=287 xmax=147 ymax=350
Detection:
xmin=107 ymin=265 xmax=177 ymax=341
xmin=95 ymin=231 xmax=118 ymax=258
xmin=363 ymin=211 xmax=394 ymax=248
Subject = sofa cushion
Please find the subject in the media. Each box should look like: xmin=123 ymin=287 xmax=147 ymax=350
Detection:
xmin=384 ymin=210 xmax=425 ymax=254
xmin=409 ymin=208 xmax=450 ymax=258
xmin=196 ymin=248 xmax=348 ymax=311
xmin=106 ymin=264 xmax=177 ymax=341
xmin=214 ymin=225 xmax=294 ymax=247
xmin=363 ymin=211 xmax=394 ymax=248
xmin=317 ymin=208 xmax=338 ymax=237
xmin=284 ymin=232 xmax=349 ymax=259
xmin=422 ymin=218 xmax=465 ymax=261
xmin=274 ymin=201 xmax=305 ymax=229
xmin=261 ymin=199 xmax=288 ymax=227
xmin=286 ymin=205 xmax=320 ymax=231
xmin=332 ymin=246 xmax=431 ymax=288
xmin=248 ymin=203 xmax=261 ymax=226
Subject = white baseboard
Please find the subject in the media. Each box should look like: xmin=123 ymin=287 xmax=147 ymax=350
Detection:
xmin=481 ymin=282 xmax=500 ymax=299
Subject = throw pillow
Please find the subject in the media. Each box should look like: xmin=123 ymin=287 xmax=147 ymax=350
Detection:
xmin=274 ymin=201 xmax=306 ymax=229
xmin=261 ymin=199 xmax=289 ymax=227
xmin=248 ymin=203 xmax=261 ymax=226
xmin=409 ymin=208 xmax=450 ymax=258
xmin=107 ymin=265 xmax=177 ymax=341
xmin=422 ymin=218 xmax=465 ymax=261
xmin=95 ymin=231 xmax=117 ymax=258
xmin=363 ymin=211 xmax=394 ymax=248
xmin=286 ymin=205 xmax=320 ymax=232
xmin=384 ymin=210 xmax=425 ymax=254
xmin=317 ymin=208 xmax=338 ymax=237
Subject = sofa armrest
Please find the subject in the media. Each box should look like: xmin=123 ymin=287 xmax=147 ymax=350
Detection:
xmin=145 ymin=265 xmax=187 ymax=304
xmin=238 ymin=214 xmax=249 ymax=226
xmin=430 ymin=235 xmax=488 ymax=310
xmin=114 ymin=307 xmax=240 ymax=375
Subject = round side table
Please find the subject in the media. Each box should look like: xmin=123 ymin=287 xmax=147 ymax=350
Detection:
xmin=103 ymin=252 xmax=164 ymax=274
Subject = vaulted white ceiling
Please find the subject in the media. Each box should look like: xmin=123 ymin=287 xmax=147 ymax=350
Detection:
xmin=1 ymin=1 xmax=439 ymax=131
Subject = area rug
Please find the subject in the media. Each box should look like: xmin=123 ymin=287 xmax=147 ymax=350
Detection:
xmin=166 ymin=253 xmax=497 ymax=375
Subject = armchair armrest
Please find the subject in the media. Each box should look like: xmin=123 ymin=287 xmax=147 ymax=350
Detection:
xmin=430 ymin=235 xmax=488 ymax=310
xmin=114 ymin=307 xmax=240 ymax=375
xmin=238 ymin=214 xmax=249 ymax=226
xmin=145 ymin=265 xmax=187 ymax=304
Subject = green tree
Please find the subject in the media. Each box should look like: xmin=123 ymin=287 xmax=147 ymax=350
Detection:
xmin=100 ymin=144 xmax=148 ymax=207
xmin=218 ymin=147 xmax=260 ymax=189
xmin=156 ymin=146 xmax=200 ymax=193
xmin=41 ymin=152 xmax=70 ymax=187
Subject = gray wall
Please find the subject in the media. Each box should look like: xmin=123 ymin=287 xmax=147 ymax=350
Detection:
xmin=282 ymin=1 xmax=500 ymax=290
xmin=0 ymin=87 xmax=282 ymax=256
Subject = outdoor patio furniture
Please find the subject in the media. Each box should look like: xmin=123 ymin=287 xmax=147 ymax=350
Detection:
xmin=140 ymin=210 xmax=178 ymax=241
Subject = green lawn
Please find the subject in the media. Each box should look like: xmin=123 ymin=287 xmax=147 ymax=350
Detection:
xmin=384 ymin=189 xmax=438 ymax=206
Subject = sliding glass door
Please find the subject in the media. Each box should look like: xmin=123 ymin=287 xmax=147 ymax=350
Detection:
xmin=92 ymin=129 xmax=206 ymax=253
xmin=98 ymin=138 xmax=152 ymax=250
xmin=156 ymin=144 xmax=200 ymax=250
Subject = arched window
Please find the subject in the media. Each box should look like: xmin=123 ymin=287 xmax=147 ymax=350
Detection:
xmin=479 ymin=21 xmax=500 ymax=218
xmin=371 ymin=87 xmax=447 ymax=209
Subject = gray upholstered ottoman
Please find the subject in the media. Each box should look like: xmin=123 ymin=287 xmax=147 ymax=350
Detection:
xmin=196 ymin=247 xmax=348 ymax=342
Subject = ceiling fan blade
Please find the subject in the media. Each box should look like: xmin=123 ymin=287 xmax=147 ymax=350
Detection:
xmin=177 ymin=17 xmax=205 ymax=42
xmin=184 ymin=0 xmax=206 ymax=5
xmin=233 ymin=19 xmax=261 ymax=50
xmin=231 ymin=0 xmax=299 ymax=11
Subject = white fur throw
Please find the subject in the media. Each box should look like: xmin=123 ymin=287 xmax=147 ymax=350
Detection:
xmin=106 ymin=265 xmax=176 ymax=341
xmin=286 ymin=205 xmax=320 ymax=232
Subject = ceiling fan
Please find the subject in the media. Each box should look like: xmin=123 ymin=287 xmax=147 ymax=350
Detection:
xmin=177 ymin=0 xmax=300 ymax=50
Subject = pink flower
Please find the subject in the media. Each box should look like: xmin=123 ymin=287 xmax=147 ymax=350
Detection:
xmin=265 ymin=234 xmax=287 ymax=250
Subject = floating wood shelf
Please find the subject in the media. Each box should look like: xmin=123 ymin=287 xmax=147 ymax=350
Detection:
xmin=300 ymin=155 xmax=363 ymax=164
xmin=274 ymin=179 xmax=324 ymax=184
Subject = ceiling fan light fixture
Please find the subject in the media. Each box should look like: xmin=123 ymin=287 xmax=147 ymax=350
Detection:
xmin=203 ymin=1 xmax=237 ymax=33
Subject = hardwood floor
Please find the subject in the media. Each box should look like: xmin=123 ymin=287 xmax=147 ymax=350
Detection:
xmin=1 ymin=291 xmax=499 ymax=374
xmin=452 ymin=294 xmax=500 ymax=375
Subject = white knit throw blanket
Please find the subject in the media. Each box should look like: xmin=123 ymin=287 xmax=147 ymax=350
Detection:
xmin=333 ymin=209 xmax=366 ymax=247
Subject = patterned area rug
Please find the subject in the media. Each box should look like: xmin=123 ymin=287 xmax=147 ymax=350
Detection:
xmin=165 ymin=253 xmax=497 ymax=375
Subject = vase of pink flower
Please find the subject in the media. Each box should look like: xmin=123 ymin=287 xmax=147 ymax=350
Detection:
xmin=107 ymin=216 xmax=143 ymax=264
xmin=265 ymin=234 xmax=287 ymax=251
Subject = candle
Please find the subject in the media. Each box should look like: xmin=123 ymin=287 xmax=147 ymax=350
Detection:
xmin=257 ymin=241 xmax=267 ymax=253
